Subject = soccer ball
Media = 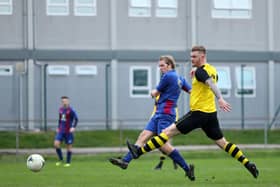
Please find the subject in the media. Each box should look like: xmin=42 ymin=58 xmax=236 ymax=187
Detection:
xmin=26 ymin=154 xmax=45 ymax=172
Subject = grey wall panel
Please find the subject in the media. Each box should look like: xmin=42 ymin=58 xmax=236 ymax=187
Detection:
xmin=274 ymin=1 xmax=280 ymax=51
xmin=34 ymin=64 xmax=43 ymax=128
xmin=197 ymin=0 xmax=267 ymax=51
xmin=0 ymin=67 xmax=17 ymax=121
xmin=213 ymin=62 xmax=268 ymax=128
xmin=275 ymin=62 xmax=280 ymax=110
xmin=45 ymin=62 xmax=108 ymax=129
xmin=35 ymin=0 xmax=110 ymax=49
xmin=0 ymin=0 xmax=24 ymax=48
xmin=117 ymin=62 xmax=153 ymax=126
xmin=116 ymin=1 xmax=188 ymax=50
xmin=0 ymin=61 xmax=27 ymax=129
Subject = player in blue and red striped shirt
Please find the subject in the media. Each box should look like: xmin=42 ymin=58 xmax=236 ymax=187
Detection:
xmin=109 ymin=55 xmax=194 ymax=180
xmin=54 ymin=96 xmax=78 ymax=167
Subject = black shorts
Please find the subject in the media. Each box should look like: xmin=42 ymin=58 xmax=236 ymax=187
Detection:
xmin=175 ymin=111 xmax=223 ymax=140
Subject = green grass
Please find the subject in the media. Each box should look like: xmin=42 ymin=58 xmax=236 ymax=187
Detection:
xmin=0 ymin=129 xmax=279 ymax=148
xmin=0 ymin=150 xmax=279 ymax=187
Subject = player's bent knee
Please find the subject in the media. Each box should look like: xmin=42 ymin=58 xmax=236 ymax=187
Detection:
xmin=215 ymin=137 xmax=227 ymax=149
xmin=137 ymin=130 xmax=153 ymax=144
xmin=54 ymin=141 xmax=60 ymax=148
xmin=163 ymin=124 xmax=178 ymax=138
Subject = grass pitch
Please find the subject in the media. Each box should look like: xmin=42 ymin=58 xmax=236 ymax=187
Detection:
xmin=1 ymin=129 xmax=280 ymax=148
xmin=0 ymin=150 xmax=279 ymax=187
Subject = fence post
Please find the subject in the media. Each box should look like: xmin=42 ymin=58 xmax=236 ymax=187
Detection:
xmin=264 ymin=122 xmax=268 ymax=145
xmin=15 ymin=62 xmax=26 ymax=161
xmin=119 ymin=119 xmax=123 ymax=154
xmin=241 ymin=64 xmax=246 ymax=129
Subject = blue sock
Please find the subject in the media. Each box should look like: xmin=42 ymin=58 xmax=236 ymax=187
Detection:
xmin=56 ymin=148 xmax=63 ymax=161
xmin=122 ymin=152 xmax=133 ymax=163
xmin=168 ymin=149 xmax=189 ymax=172
xmin=66 ymin=151 xmax=72 ymax=163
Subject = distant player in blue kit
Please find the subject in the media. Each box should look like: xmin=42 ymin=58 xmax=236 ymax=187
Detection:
xmin=54 ymin=96 xmax=78 ymax=167
xmin=109 ymin=55 xmax=195 ymax=181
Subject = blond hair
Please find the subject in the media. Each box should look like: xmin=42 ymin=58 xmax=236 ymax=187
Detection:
xmin=159 ymin=55 xmax=176 ymax=69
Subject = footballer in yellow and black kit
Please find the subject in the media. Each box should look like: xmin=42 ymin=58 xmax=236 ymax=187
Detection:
xmin=176 ymin=63 xmax=224 ymax=140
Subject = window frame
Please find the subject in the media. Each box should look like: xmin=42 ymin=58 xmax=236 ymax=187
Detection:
xmin=75 ymin=65 xmax=97 ymax=76
xmin=216 ymin=66 xmax=231 ymax=98
xmin=155 ymin=0 xmax=178 ymax=18
xmin=234 ymin=66 xmax=256 ymax=98
xmin=48 ymin=65 xmax=70 ymax=76
xmin=74 ymin=0 xmax=97 ymax=16
xmin=0 ymin=65 xmax=13 ymax=76
xmin=0 ymin=0 xmax=12 ymax=15
xmin=156 ymin=66 xmax=162 ymax=87
xmin=130 ymin=66 xmax=152 ymax=98
xmin=46 ymin=0 xmax=69 ymax=16
xmin=128 ymin=0 xmax=151 ymax=17
xmin=212 ymin=0 xmax=252 ymax=19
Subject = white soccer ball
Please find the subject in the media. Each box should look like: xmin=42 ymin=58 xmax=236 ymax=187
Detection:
xmin=26 ymin=154 xmax=45 ymax=172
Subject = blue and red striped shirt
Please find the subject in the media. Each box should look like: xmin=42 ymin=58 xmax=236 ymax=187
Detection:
xmin=58 ymin=107 xmax=78 ymax=133
xmin=155 ymin=70 xmax=191 ymax=116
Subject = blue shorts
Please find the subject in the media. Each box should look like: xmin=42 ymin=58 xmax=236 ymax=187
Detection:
xmin=55 ymin=132 xmax=74 ymax=145
xmin=144 ymin=114 xmax=176 ymax=135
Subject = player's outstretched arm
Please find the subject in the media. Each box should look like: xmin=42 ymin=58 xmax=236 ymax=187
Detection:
xmin=205 ymin=78 xmax=231 ymax=112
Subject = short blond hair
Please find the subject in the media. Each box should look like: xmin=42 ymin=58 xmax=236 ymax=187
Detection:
xmin=191 ymin=45 xmax=206 ymax=54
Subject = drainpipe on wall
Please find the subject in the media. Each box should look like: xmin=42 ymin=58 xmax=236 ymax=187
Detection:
xmin=110 ymin=0 xmax=118 ymax=130
xmin=34 ymin=62 xmax=48 ymax=131
xmin=26 ymin=0 xmax=35 ymax=130
xmin=267 ymin=0 xmax=275 ymax=129
xmin=190 ymin=0 xmax=197 ymax=46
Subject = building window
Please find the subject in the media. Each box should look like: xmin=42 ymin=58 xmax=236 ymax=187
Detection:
xmin=75 ymin=65 xmax=97 ymax=75
xmin=156 ymin=0 xmax=177 ymax=18
xmin=212 ymin=0 xmax=252 ymax=19
xmin=0 ymin=65 xmax=13 ymax=76
xmin=235 ymin=66 xmax=256 ymax=97
xmin=74 ymin=0 xmax=96 ymax=16
xmin=47 ymin=0 xmax=69 ymax=16
xmin=130 ymin=66 xmax=151 ymax=97
xmin=156 ymin=67 xmax=162 ymax=86
xmin=0 ymin=0 xmax=12 ymax=15
xmin=48 ymin=65 xmax=70 ymax=76
xmin=216 ymin=67 xmax=231 ymax=98
xmin=129 ymin=0 xmax=151 ymax=17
